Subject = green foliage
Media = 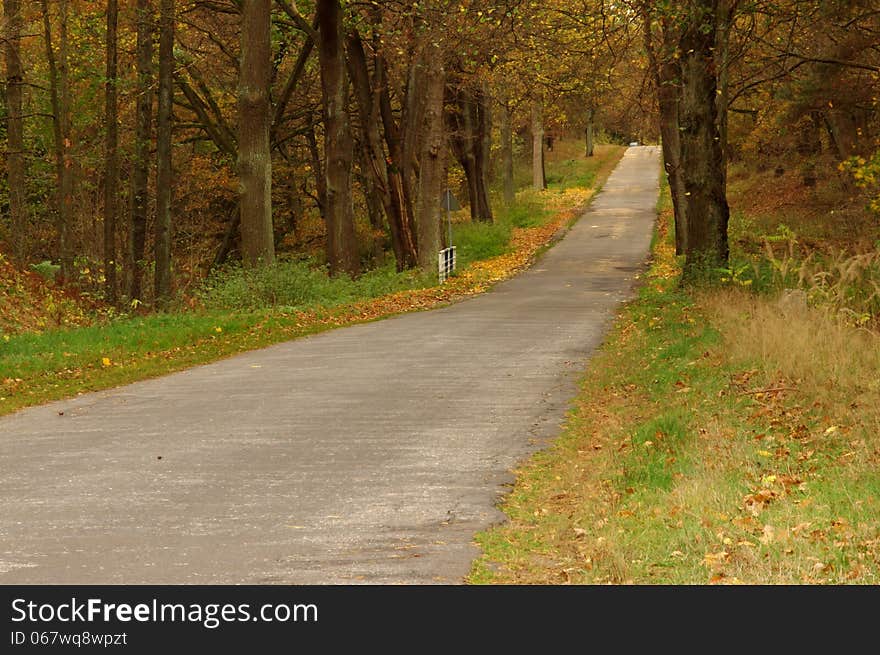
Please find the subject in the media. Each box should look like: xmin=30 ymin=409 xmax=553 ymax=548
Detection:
xmin=197 ymin=259 xmax=432 ymax=311
xmin=841 ymin=151 xmax=880 ymax=215
xmin=30 ymin=260 xmax=60 ymax=282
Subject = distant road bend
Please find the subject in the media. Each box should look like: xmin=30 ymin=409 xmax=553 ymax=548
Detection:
xmin=0 ymin=146 xmax=660 ymax=584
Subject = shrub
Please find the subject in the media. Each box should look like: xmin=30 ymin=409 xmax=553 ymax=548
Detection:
xmin=197 ymin=259 xmax=431 ymax=311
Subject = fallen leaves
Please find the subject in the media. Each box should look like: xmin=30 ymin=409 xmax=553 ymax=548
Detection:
xmin=703 ymin=551 xmax=731 ymax=569
xmin=743 ymin=488 xmax=777 ymax=515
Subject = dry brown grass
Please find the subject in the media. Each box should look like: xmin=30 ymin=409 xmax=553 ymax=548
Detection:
xmin=702 ymin=287 xmax=880 ymax=409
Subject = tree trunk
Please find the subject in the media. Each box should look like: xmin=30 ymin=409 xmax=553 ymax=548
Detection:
xmin=479 ymin=82 xmax=492 ymax=184
xmin=155 ymin=0 xmax=174 ymax=304
xmin=57 ymin=0 xmax=73 ymax=279
xmin=448 ymin=81 xmax=493 ymax=222
xmin=41 ymin=0 xmax=73 ymax=281
xmin=130 ymin=0 xmax=153 ymax=300
xmin=346 ymin=30 xmax=417 ymax=270
xmin=585 ymin=108 xmax=594 ymax=157
xmin=401 ymin=54 xmax=426 ymax=195
xmin=645 ymin=7 xmax=688 ymax=255
xmin=678 ymin=0 xmax=729 ymax=274
xmin=532 ymin=98 xmax=546 ymax=190
xmin=104 ymin=0 xmax=119 ymax=304
xmin=238 ymin=0 xmax=275 ymax=267
xmin=378 ymin=57 xmax=419 ymax=268
xmin=4 ymin=0 xmax=26 ymax=262
xmin=354 ymin=138 xmax=385 ymax=263
xmin=500 ymin=99 xmax=514 ymax=206
xmin=415 ymin=48 xmax=446 ymax=272
xmin=305 ymin=112 xmax=326 ymax=215
xmin=715 ymin=0 xmax=732 ymax=194
xmin=473 ymin=84 xmax=493 ymax=221
xmin=825 ymin=109 xmax=859 ymax=160
xmin=317 ymin=0 xmax=359 ymax=277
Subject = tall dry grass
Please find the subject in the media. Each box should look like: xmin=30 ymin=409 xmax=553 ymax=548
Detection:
xmin=705 ymin=288 xmax=879 ymax=393
xmin=761 ymin=238 xmax=880 ymax=328
xmin=703 ymin=287 xmax=880 ymax=460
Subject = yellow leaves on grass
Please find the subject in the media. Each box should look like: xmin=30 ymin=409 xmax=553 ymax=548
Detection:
xmin=101 ymin=357 xmax=112 ymax=367
xmin=703 ymin=550 xmax=731 ymax=570
xmin=289 ymin=213 xmax=574 ymax=332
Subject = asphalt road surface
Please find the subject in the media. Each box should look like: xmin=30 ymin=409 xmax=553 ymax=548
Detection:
xmin=0 ymin=146 xmax=660 ymax=584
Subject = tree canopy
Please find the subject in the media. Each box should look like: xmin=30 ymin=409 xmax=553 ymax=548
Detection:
xmin=1 ymin=0 xmax=877 ymax=304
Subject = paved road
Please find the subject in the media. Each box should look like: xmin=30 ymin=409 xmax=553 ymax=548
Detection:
xmin=0 ymin=146 xmax=660 ymax=584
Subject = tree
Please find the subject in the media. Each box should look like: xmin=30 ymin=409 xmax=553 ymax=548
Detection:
xmin=130 ymin=0 xmax=153 ymax=300
xmin=238 ymin=0 xmax=275 ymax=268
xmin=585 ymin=108 xmax=594 ymax=157
xmin=155 ymin=0 xmax=175 ymax=303
xmin=316 ymin=0 xmax=359 ymax=276
xmin=104 ymin=0 xmax=119 ymax=304
xmin=41 ymin=0 xmax=73 ymax=280
xmin=677 ymin=0 xmax=730 ymax=273
xmin=499 ymin=96 xmax=514 ymax=206
xmin=447 ymin=76 xmax=493 ymax=222
xmin=345 ymin=25 xmax=418 ymax=270
xmin=532 ymin=96 xmax=546 ymax=190
xmin=415 ymin=41 xmax=447 ymax=271
xmin=643 ymin=3 xmax=688 ymax=255
xmin=3 ymin=0 xmax=26 ymax=261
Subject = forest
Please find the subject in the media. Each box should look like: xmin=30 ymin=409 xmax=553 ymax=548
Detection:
xmin=1 ymin=1 xmax=878 ymax=311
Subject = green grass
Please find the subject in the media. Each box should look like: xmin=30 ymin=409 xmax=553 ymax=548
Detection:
xmin=198 ymin=258 xmax=433 ymax=311
xmin=546 ymin=158 xmax=598 ymax=190
xmin=615 ymin=411 xmax=692 ymax=493
xmin=0 ymin=308 xmax=326 ymax=414
xmin=452 ymin=220 xmax=514 ymax=268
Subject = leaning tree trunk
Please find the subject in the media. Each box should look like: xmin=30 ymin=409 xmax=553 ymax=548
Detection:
xmin=129 ymin=0 xmax=153 ymax=300
xmin=377 ymin=59 xmax=419 ymax=269
xmin=4 ymin=0 xmax=26 ymax=262
xmin=678 ymin=0 xmax=729 ymax=275
xmin=532 ymin=97 xmax=546 ymax=190
xmin=415 ymin=48 xmax=446 ymax=272
xmin=155 ymin=0 xmax=174 ymax=304
xmin=238 ymin=0 xmax=275 ymax=267
xmin=346 ymin=30 xmax=418 ymax=270
xmin=104 ymin=0 xmax=119 ymax=303
xmin=317 ymin=0 xmax=359 ymax=277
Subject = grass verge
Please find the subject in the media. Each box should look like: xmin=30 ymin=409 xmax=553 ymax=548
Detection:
xmin=468 ymin=177 xmax=880 ymax=585
xmin=0 ymin=144 xmax=625 ymax=417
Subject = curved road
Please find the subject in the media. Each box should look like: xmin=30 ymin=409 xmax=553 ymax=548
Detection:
xmin=0 ymin=146 xmax=659 ymax=584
